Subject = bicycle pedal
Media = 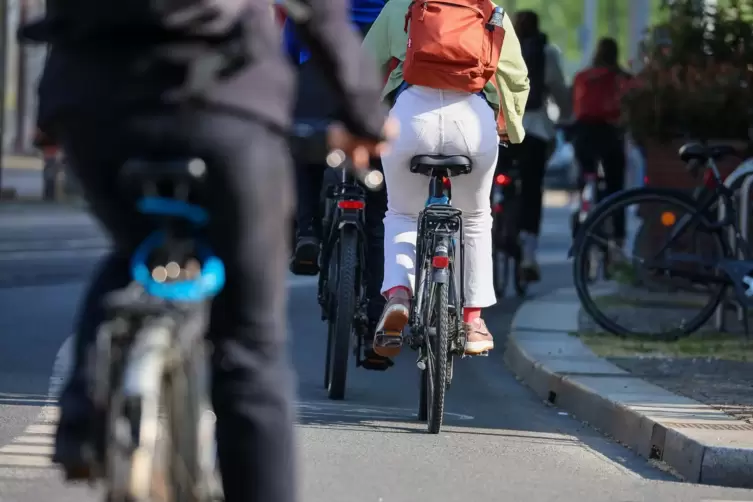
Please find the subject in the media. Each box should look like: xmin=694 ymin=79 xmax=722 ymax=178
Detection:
xmin=361 ymin=355 xmax=394 ymax=371
xmin=374 ymin=330 xmax=403 ymax=348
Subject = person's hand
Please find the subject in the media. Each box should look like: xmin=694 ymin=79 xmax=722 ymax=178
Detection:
xmin=497 ymin=126 xmax=509 ymax=143
xmin=326 ymin=117 xmax=399 ymax=169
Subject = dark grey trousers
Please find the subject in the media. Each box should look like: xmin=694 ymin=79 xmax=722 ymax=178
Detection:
xmin=56 ymin=107 xmax=298 ymax=502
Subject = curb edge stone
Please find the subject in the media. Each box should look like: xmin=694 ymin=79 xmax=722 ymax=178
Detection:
xmin=503 ymin=287 xmax=753 ymax=489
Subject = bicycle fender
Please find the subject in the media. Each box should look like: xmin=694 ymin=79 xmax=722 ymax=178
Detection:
xmin=337 ymin=219 xmax=360 ymax=231
xmin=432 ymin=267 xmax=449 ymax=284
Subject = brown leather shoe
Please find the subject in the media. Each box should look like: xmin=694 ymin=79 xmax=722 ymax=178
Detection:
xmin=373 ymin=294 xmax=410 ymax=357
xmin=463 ymin=318 xmax=494 ymax=355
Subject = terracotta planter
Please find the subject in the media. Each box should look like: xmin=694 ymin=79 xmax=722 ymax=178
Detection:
xmin=643 ymin=139 xmax=747 ymax=190
xmin=636 ymin=139 xmax=747 ymax=261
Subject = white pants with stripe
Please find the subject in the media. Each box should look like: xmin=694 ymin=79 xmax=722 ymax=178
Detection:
xmin=381 ymin=85 xmax=499 ymax=309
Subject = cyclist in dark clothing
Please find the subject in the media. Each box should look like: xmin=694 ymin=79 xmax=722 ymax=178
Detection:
xmin=25 ymin=1 xmax=392 ymax=500
xmin=285 ymin=2 xmax=389 ymax=364
xmin=511 ymin=10 xmax=571 ymax=282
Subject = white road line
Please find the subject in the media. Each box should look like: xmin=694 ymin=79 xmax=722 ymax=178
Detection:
xmin=12 ymin=436 xmax=54 ymax=445
xmin=0 ymin=444 xmax=53 ymax=455
xmin=0 ymin=454 xmax=53 ymax=468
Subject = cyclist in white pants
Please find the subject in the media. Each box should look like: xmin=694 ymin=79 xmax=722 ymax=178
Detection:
xmin=362 ymin=0 xmax=530 ymax=357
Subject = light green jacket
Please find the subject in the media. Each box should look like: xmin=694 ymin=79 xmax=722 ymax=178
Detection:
xmin=362 ymin=0 xmax=530 ymax=143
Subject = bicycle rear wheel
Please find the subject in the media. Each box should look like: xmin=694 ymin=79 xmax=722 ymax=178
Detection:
xmin=327 ymin=227 xmax=359 ymax=400
xmin=573 ymin=187 xmax=728 ymax=339
xmin=424 ymin=281 xmax=449 ymax=434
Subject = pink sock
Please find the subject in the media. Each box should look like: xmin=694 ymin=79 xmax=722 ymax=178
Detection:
xmin=463 ymin=307 xmax=481 ymax=323
xmin=384 ymin=286 xmax=410 ymax=299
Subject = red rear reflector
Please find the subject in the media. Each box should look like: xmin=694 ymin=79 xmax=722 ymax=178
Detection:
xmin=338 ymin=200 xmax=365 ymax=210
xmin=495 ymin=174 xmax=511 ymax=185
xmin=442 ymin=177 xmax=451 ymax=188
xmin=432 ymin=255 xmax=449 ymax=268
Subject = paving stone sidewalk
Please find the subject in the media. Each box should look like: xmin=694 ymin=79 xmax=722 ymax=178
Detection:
xmin=504 ymin=287 xmax=753 ymax=489
xmin=576 ymin=287 xmax=753 ymax=427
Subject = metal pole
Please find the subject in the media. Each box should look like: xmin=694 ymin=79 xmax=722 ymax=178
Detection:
xmin=628 ymin=0 xmax=650 ymax=70
xmin=13 ymin=0 xmax=26 ymax=153
xmin=580 ymin=0 xmax=597 ymax=68
xmin=606 ymin=0 xmax=617 ymax=41
xmin=0 ymin=0 xmax=7 ymax=195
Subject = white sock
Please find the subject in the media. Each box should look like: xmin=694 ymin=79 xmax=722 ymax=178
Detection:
xmin=519 ymin=231 xmax=538 ymax=263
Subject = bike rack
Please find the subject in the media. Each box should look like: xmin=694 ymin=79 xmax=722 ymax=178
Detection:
xmin=714 ymin=160 xmax=753 ymax=330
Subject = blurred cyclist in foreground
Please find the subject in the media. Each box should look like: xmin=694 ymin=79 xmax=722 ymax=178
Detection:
xmin=363 ymin=0 xmax=530 ymax=356
xmin=22 ymin=0 xmax=394 ymax=500
xmin=512 ymin=10 xmax=571 ymax=282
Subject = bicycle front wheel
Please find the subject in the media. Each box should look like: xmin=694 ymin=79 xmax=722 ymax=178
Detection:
xmin=573 ymin=187 xmax=728 ymax=339
xmin=424 ymin=281 xmax=449 ymax=434
xmin=167 ymin=340 xmax=221 ymax=502
xmin=327 ymin=227 xmax=359 ymax=400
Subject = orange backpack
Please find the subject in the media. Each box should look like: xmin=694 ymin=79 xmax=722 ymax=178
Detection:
xmin=403 ymin=0 xmax=506 ymax=93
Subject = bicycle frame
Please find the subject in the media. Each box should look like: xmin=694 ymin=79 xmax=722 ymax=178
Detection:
xmin=409 ymin=172 xmax=465 ymax=353
xmin=654 ymin=158 xmax=751 ymax=264
xmin=316 ymin=167 xmax=375 ymax=365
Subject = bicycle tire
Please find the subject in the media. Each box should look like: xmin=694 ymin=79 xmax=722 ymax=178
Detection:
xmin=426 ymin=281 xmax=449 ymax=434
xmin=327 ymin=227 xmax=359 ymax=400
xmin=573 ymin=187 xmax=728 ymax=339
xmin=513 ymin=257 xmax=527 ymax=297
xmin=323 ymin=304 xmax=334 ymax=389
xmin=416 ymin=265 xmax=429 ymax=423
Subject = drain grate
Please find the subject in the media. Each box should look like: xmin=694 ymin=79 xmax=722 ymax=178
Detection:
xmin=663 ymin=421 xmax=753 ymax=431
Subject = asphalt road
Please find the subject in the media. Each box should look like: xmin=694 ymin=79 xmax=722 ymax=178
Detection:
xmin=0 ymin=207 xmax=752 ymax=501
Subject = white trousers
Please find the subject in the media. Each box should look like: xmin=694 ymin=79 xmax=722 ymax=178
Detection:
xmin=381 ymin=86 xmax=499 ymax=308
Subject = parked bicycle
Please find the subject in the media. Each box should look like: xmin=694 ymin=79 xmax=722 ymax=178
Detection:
xmin=491 ymin=143 xmax=527 ymax=297
xmin=377 ymin=154 xmax=475 ymax=434
xmin=572 ymin=141 xmax=749 ymax=339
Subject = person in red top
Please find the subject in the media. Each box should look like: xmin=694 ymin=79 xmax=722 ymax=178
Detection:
xmin=571 ymin=37 xmax=631 ymax=248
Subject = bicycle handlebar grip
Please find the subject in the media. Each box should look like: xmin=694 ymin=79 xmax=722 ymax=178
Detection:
xmin=290 ymin=122 xmax=384 ymax=192
xmin=325 ymin=149 xmax=384 ymax=191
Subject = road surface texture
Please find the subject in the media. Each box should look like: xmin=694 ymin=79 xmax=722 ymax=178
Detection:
xmin=0 ymin=204 xmax=752 ymax=501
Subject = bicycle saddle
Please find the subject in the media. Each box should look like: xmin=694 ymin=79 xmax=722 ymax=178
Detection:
xmin=410 ymin=155 xmax=472 ymax=177
xmin=678 ymin=142 xmax=739 ymax=163
xmin=121 ymin=158 xmax=207 ymax=185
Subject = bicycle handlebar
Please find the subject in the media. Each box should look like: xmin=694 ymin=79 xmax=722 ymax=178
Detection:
xmin=289 ymin=121 xmax=384 ymax=191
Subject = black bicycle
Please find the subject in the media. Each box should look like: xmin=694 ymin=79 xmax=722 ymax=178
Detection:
xmin=572 ymin=141 xmax=749 ymax=339
xmin=491 ymin=143 xmax=527 ymax=297
xmin=318 ymin=162 xmax=387 ymax=400
xmin=401 ymin=154 xmax=471 ymax=434
xmin=290 ymin=121 xmax=386 ymax=401
xmin=90 ymin=159 xmax=223 ymax=502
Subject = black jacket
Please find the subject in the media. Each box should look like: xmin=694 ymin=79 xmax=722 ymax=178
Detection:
xmin=32 ymin=0 xmax=386 ymax=140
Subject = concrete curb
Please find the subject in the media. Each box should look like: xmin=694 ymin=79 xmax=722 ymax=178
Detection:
xmin=2 ymin=155 xmax=43 ymax=170
xmin=503 ymin=287 xmax=753 ymax=489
